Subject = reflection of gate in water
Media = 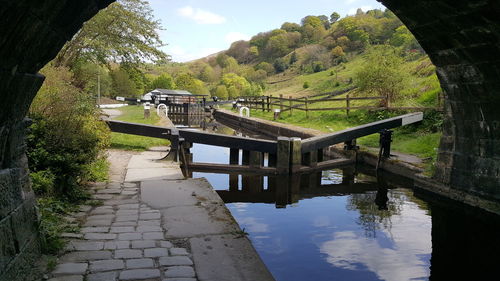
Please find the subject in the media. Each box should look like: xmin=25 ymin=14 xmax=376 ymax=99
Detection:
xmin=167 ymin=102 xmax=206 ymax=127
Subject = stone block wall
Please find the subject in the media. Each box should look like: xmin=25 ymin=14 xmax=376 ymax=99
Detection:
xmin=0 ymin=70 xmax=45 ymax=280
xmin=0 ymin=1 xmax=114 ymax=280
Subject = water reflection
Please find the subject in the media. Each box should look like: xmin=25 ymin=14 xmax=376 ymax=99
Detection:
xmin=192 ymin=165 xmax=500 ymax=281
xmin=193 ymin=167 xmax=433 ymax=281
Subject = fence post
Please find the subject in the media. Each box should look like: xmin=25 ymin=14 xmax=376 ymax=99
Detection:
xmin=261 ymin=96 xmax=265 ymax=112
xmin=289 ymin=96 xmax=293 ymax=116
xmin=346 ymin=94 xmax=350 ymax=117
xmin=290 ymin=137 xmax=302 ymax=173
xmin=277 ymin=137 xmax=291 ymax=174
xmin=267 ymin=96 xmax=271 ymax=112
xmin=279 ymin=94 xmax=283 ymax=112
xmin=305 ymin=97 xmax=309 ymax=118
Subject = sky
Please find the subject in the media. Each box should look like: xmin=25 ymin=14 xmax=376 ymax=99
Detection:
xmin=148 ymin=0 xmax=386 ymax=62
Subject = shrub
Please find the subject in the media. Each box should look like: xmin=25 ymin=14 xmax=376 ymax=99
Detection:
xmin=37 ymin=198 xmax=79 ymax=254
xmin=312 ymin=61 xmax=325 ymax=73
xmin=303 ymin=81 xmax=310 ymax=89
xmin=273 ymin=58 xmax=288 ymax=73
xmin=30 ymin=170 xmax=56 ymax=196
xmin=27 ymin=64 xmax=110 ymax=201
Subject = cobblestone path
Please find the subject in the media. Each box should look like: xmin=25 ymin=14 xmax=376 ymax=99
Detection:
xmin=47 ymin=150 xmax=197 ymax=281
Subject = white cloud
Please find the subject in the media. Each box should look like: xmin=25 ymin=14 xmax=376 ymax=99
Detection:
xmin=348 ymin=5 xmax=373 ymax=15
xmin=238 ymin=217 xmax=269 ymax=233
xmin=177 ymin=6 xmax=226 ymax=24
xmin=319 ymin=201 xmax=432 ymax=281
xmin=166 ymin=45 xmax=222 ymax=62
xmin=345 ymin=0 xmax=359 ymax=4
xmin=225 ymin=32 xmax=251 ymax=44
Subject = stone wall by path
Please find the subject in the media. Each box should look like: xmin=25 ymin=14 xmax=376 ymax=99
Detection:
xmin=0 ymin=2 xmax=114 ymax=279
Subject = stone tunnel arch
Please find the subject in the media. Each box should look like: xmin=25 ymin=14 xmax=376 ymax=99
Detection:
xmin=0 ymin=0 xmax=499 ymax=278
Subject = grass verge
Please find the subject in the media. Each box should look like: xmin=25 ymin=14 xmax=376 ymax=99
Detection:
xmin=110 ymin=105 xmax=170 ymax=150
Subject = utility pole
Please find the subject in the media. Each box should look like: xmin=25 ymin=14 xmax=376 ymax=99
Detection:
xmin=97 ymin=71 xmax=101 ymax=106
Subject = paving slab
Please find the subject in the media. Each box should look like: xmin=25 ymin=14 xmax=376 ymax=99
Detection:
xmin=60 ymin=251 xmax=112 ymax=262
xmin=125 ymin=167 xmax=184 ymax=182
xmin=140 ymin=178 xmax=221 ymax=209
xmin=190 ymin=235 xmax=275 ymax=281
xmin=48 ymin=276 xmax=83 ymax=281
xmin=119 ymin=269 xmax=161 ymax=280
xmin=127 ymin=154 xmax=174 ymax=169
xmin=87 ymin=271 xmax=118 ymax=281
xmin=164 ymin=266 xmax=196 ymax=278
xmin=161 ymin=205 xmax=239 ymax=238
xmin=52 ymin=263 xmax=88 ymax=276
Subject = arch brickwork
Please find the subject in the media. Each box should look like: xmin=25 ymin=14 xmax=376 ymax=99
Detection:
xmin=379 ymin=0 xmax=500 ymax=199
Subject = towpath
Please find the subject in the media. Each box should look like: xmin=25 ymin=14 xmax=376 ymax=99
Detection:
xmin=47 ymin=148 xmax=275 ymax=281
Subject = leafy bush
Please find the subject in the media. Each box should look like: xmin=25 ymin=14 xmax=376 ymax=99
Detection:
xmin=312 ymin=61 xmax=325 ymax=73
xmin=303 ymin=81 xmax=310 ymax=89
xmin=27 ymin=64 xmax=110 ymax=201
xmin=273 ymin=58 xmax=288 ymax=73
xmin=30 ymin=170 xmax=56 ymax=196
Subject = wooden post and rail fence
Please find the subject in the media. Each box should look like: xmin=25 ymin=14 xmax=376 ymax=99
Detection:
xmin=104 ymin=112 xmax=423 ymax=176
xmin=236 ymin=94 xmax=440 ymax=117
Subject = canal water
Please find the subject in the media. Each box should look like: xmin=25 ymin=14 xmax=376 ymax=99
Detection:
xmin=175 ymin=116 xmax=500 ymax=281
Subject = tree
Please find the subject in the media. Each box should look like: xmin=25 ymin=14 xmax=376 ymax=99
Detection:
xmin=301 ymin=16 xmax=323 ymax=28
xmin=318 ymin=15 xmax=331 ymax=29
xmin=55 ymin=0 xmax=167 ymax=68
xmin=299 ymin=45 xmax=331 ymax=73
xmin=273 ymin=58 xmax=288 ymax=73
xmin=174 ymin=73 xmax=209 ymax=95
xmin=199 ymin=65 xmax=218 ymax=82
xmin=354 ymin=46 xmax=409 ymax=106
xmin=389 ymin=26 xmax=420 ymax=51
xmin=150 ymin=73 xmax=175 ymax=91
xmin=216 ymin=53 xmax=232 ymax=68
xmin=228 ymin=86 xmax=239 ymax=99
xmin=226 ymin=40 xmax=254 ymax=64
xmin=221 ymin=73 xmax=251 ymax=97
xmin=249 ymin=46 xmax=259 ymax=57
xmin=242 ymin=67 xmax=267 ymax=83
xmin=72 ymin=62 xmax=112 ymax=97
xmin=214 ymin=85 xmax=229 ymax=100
xmin=111 ymin=68 xmax=138 ymax=97
xmin=331 ymin=46 xmax=346 ymax=65
xmin=330 ymin=12 xmax=340 ymax=24
xmin=255 ymin=62 xmax=275 ymax=75
xmin=281 ymin=22 xmax=302 ymax=32
xmin=266 ymin=34 xmax=292 ymax=58
xmin=335 ymin=17 xmax=369 ymax=50
xmin=302 ymin=23 xmax=327 ymax=44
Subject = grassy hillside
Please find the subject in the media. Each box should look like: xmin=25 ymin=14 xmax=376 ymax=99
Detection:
xmin=263 ymin=55 xmax=441 ymax=108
